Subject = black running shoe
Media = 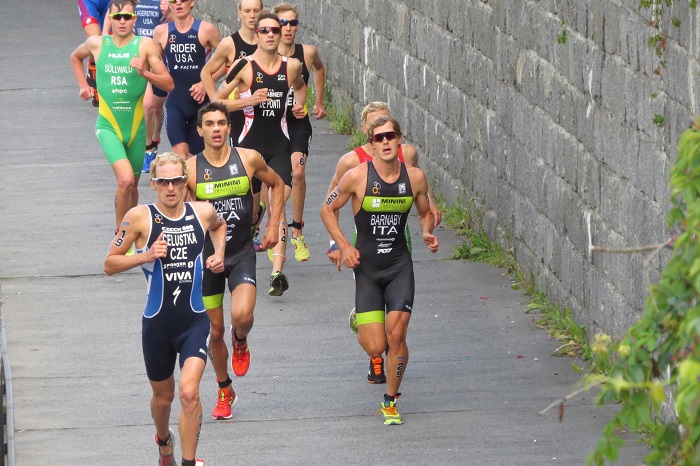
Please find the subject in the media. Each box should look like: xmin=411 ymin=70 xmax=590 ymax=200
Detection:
xmin=368 ymin=357 xmax=386 ymax=384
xmin=269 ymin=272 xmax=289 ymax=296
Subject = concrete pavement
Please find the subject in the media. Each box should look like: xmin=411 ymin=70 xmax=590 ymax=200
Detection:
xmin=0 ymin=1 xmax=647 ymax=464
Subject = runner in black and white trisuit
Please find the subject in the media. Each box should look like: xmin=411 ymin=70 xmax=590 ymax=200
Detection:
xmin=216 ymin=11 xmax=306 ymax=297
xmin=320 ymin=115 xmax=438 ymax=427
xmin=185 ymin=102 xmax=285 ymax=421
xmin=272 ymin=2 xmax=326 ymax=262
xmin=153 ymin=0 xmax=221 ymax=159
xmin=200 ymin=0 xmax=260 ymax=142
xmin=104 ymin=152 xmax=226 ymax=466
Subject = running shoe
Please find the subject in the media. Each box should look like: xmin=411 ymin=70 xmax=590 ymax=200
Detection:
xmin=349 ymin=307 xmax=358 ymax=334
xmin=231 ymin=342 xmax=250 ymax=376
xmin=368 ymin=357 xmax=386 ymax=384
xmin=380 ymin=400 xmax=403 ymax=425
xmin=156 ymin=429 xmax=177 ymax=466
xmin=269 ymin=271 xmax=289 ymax=296
xmin=142 ymin=149 xmax=157 ymax=173
xmin=211 ymin=385 xmax=238 ymax=420
xmin=291 ymin=235 xmax=310 ymax=261
xmin=253 ymin=237 xmax=266 ymax=252
xmin=267 ymin=247 xmax=274 ymax=263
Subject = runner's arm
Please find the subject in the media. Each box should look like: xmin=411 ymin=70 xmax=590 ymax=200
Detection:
xmin=320 ymin=169 xmax=362 ymax=270
xmin=288 ymin=59 xmax=306 ymax=119
xmin=214 ymin=61 xmax=270 ymax=112
xmin=409 ymin=169 xmax=438 ymax=253
xmin=69 ymin=37 xmax=99 ymax=101
xmin=138 ymin=37 xmax=174 ymax=92
xmin=200 ymin=38 xmax=234 ymax=100
xmin=104 ymin=206 xmax=164 ymax=275
xmin=305 ymin=44 xmax=325 ymax=119
xmin=197 ymin=202 xmax=226 ymax=274
xmin=402 ymin=144 xmax=442 ymax=226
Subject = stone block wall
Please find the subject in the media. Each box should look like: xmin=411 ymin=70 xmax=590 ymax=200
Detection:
xmin=196 ymin=0 xmax=700 ymax=339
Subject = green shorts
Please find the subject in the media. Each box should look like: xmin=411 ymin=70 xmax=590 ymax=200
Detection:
xmin=95 ymin=118 xmax=146 ymax=176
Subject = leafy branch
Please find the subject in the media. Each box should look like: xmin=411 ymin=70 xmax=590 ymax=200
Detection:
xmin=544 ymin=119 xmax=700 ymax=465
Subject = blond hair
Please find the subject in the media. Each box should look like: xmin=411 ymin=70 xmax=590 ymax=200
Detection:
xmin=361 ymin=101 xmax=390 ymax=124
xmin=150 ymin=152 xmax=188 ymax=179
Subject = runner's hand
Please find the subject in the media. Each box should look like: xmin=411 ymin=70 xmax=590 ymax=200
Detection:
xmin=340 ymin=245 xmax=360 ymax=270
xmin=423 ymin=233 xmax=438 ymax=253
xmin=147 ymin=232 xmax=168 ymax=261
xmin=261 ymin=226 xmax=279 ymax=251
xmin=250 ymin=88 xmax=270 ymax=106
xmin=313 ymin=103 xmax=326 ymax=119
xmin=79 ymin=85 xmax=93 ymax=101
xmin=205 ymin=254 xmax=224 ymax=274
xmin=130 ymin=54 xmax=145 ymax=76
xmin=291 ymin=103 xmax=305 ymax=119
xmin=190 ymin=82 xmax=207 ymax=103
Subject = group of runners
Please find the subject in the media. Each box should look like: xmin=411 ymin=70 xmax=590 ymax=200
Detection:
xmin=72 ymin=1 xmax=441 ymax=464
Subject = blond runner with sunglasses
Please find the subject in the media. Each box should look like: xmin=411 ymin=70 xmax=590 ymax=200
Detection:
xmin=324 ymin=102 xmax=442 ymax=384
xmin=320 ymin=116 xmax=438 ymax=426
xmin=104 ymin=152 xmax=226 ymax=466
xmin=70 ymin=0 xmax=174 ymax=236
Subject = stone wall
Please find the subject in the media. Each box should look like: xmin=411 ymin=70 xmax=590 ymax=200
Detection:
xmin=196 ymin=0 xmax=700 ymax=338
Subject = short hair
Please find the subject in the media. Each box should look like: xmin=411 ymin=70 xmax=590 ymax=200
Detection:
xmin=109 ymin=0 xmax=137 ymax=12
xmin=197 ymin=101 xmax=231 ymax=127
xmin=361 ymin=101 xmax=390 ymax=124
xmin=150 ymin=152 xmax=188 ymax=179
xmin=238 ymin=0 xmax=263 ymax=11
xmin=271 ymin=2 xmax=299 ymax=18
xmin=366 ymin=115 xmax=402 ymax=141
xmin=255 ymin=10 xmax=280 ymax=30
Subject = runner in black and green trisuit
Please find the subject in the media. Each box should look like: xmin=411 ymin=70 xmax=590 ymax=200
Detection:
xmin=320 ymin=115 xmax=439 ymax=427
xmin=70 ymin=0 xmax=173 ymax=233
xmin=185 ymin=102 xmax=285 ymax=422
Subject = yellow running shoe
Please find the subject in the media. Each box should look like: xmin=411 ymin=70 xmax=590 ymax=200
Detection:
xmin=380 ymin=400 xmax=403 ymax=425
xmin=291 ymin=235 xmax=310 ymax=261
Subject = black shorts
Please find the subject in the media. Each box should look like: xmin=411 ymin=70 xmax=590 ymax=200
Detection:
xmin=354 ymin=255 xmax=415 ymax=314
xmin=142 ymin=313 xmax=210 ymax=382
xmin=253 ymin=150 xmax=292 ymax=191
xmin=202 ymin=242 xmax=257 ymax=309
xmin=288 ymin=116 xmax=312 ymax=156
xmin=152 ymin=84 xmax=168 ymax=98
xmin=165 ymin=102 xmax=205 ymax=154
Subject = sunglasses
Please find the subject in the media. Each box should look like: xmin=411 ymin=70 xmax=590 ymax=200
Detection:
xmin=279 ymin=19 xmax=300 ymax=27
xmin=152 ymin=176 xmax=187 ymax=186
xmin=109 ymin=12 xmax=137 ymax=21
xmin=256 ymin=26 xmax=282 ymax=35
xmin=168 ymin=0 xmax=186 ymax=3
xmin=369 ymin=131 xmax=399 ymax=143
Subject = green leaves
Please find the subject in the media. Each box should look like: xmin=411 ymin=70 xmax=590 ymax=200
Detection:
xmin=587 ymin=117 xmax=700 ymax=464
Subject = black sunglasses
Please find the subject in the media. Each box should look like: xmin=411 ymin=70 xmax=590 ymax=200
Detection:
xmin=152 ymin=176 xmax=187 ymax=186
xmin=369 ymin=131 xmax=399 ymax=143
xmin=279 ymin=19 xmax=299 ymax=27
xmin=256 ymin=26 xmax=282 ymax=35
